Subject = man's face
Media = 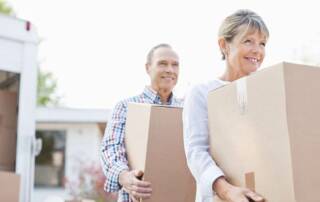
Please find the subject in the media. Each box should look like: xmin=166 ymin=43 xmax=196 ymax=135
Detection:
xmin=146 ymin=47 xmax=179 ymax=92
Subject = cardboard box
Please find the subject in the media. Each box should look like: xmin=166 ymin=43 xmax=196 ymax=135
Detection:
xmin=0 ymin=90 xmax=17 ymax=171
xmin=125 ymin=103 xmax=196 ymax=202
xmin=208 ymin=62 xmax=320 ymax=202
xmin=0 ymin=171 xmax=20 ymax=202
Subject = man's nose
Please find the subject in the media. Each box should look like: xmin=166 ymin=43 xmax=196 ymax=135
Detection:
xmin=165 ymin=64 xmax=174 ymax=73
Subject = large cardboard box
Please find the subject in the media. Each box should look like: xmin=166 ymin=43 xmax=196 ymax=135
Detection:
xmin=125 ymin=103 xmax=196 ymax=202
xmin=0 ymin=90 xmax=17 ymax=171
xmin=208 ymin=62 xmax=320 ymax=202
xmin=0 ymin=171 xmax=20 ymax=202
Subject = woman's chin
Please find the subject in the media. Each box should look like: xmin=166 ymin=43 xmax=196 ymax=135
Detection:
xmin=247 ymin=65 xmax=260 ymax=74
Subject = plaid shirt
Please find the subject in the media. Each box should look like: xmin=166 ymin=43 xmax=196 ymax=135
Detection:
xmin=101 ymin=87 xmax=183 ymax=202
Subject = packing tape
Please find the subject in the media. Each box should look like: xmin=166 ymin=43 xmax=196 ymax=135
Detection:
xmin=245 ymin=172 xmax=255 ymax=191
xmin=236 ymin=77 xmax=248 ymax=114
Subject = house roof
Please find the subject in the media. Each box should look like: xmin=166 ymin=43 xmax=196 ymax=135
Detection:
xmin=36 ymin=107 xmax=110 ymax=123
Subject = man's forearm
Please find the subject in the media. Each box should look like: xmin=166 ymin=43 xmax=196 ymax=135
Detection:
xmin=104 ymin=160 xmax=129 ymax=192
xmin=101 ymin=144 xmax=129 ymax=192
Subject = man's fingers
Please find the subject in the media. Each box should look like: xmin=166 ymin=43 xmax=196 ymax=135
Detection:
xmin=133 ymin=170 xmax=144 ymax=178
xmin=125 ymin=179 xmax=152 ymax=199
xmin=130 ymin=184 xmax=152 ymax=194
xmin=122 ymin=170 xmax=152 ymax=200
xmin=130 ymin=195 xmax=139 ymax=202
xmin=132 ymin=177 xmax=151 ymax=187
xmin=131 ymin=190 xmax=152 ymax=199
xmin=124 ymin=186 xmax=151 ymax=200
xmin=130 ymin=172 xmax=151 ymax=187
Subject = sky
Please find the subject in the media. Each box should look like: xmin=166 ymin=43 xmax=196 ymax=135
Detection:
xmin=8 ymin=0 xmax=320 ymax=109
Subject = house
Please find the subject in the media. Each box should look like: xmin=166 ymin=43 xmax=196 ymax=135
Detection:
xmin=33 ymin=107 xmax=111 ymax=202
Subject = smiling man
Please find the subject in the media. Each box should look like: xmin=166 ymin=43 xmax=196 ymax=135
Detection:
xmin=100 ymin=44 xmax=182 ymax=202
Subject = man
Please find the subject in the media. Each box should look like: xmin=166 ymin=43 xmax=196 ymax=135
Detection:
xmin=101 ymin=44 xmax=182 ymax=202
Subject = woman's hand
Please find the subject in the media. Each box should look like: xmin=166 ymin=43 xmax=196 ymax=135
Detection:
xmin=213 ymin=176 xmax=264 ymax=202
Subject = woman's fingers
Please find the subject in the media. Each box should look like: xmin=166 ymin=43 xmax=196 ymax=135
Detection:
xmin=244 ymin=189 xmax=264 ymax=202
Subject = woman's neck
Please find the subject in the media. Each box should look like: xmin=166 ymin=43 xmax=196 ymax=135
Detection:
xmin=220 ymin=65 xmax=247 ymax=82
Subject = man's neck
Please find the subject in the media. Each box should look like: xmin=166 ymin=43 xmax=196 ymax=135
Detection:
xmin=149 ymin=85 xmax=172 ymax=104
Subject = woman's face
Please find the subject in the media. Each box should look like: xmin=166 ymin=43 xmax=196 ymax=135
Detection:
xmin=225 ymin=28 xmax=267 ymax=76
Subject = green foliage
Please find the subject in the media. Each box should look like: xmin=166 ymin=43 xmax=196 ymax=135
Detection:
xmin=0 ymin=0 xmax=14 ymax=15
xmin=0 ymin=1 xmax=60 ymax=107
xmin=37 ymin=69 xmax=61 ymax=106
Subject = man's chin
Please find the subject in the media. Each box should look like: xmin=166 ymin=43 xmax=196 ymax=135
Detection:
xmin=159 ymin=84 xmax=175 ymax=92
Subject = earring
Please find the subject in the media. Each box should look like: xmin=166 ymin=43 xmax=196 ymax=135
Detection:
xmin=224 ymin=50 xmax=228 ymax=57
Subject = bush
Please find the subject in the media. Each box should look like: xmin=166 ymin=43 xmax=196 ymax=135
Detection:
xmin=64 ymin=160 xmax=117 ymax=202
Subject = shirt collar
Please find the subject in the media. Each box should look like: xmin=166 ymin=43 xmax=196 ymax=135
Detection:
xmin=143 ymin=86 xmax=174 ymax=105
xmin=217 ymin=79 xmax=230 ymax=85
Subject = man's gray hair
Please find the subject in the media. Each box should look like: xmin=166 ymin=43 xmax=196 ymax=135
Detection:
xmin=146 ymin=43 xmax=172 ymax=64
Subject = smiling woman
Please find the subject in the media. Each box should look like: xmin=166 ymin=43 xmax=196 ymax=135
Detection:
xmin=218 ymin=9 xmax=269 ymax=81
xmin=183 ymin=9 xmax=269 ymax=202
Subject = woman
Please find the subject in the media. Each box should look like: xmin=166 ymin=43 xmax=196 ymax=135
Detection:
xmin=183 ymin=9 xmax=269 ymax=202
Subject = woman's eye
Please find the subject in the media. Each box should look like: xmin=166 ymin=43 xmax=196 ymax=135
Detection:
xmin=260 ymin=42 xmax=266 ymax=47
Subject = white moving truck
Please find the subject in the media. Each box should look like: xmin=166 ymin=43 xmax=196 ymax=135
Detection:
xmin=0 ymin=13 xmax=39 ymax=202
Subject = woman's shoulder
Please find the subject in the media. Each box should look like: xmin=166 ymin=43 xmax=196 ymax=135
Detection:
xmin=188 ymin=79 xmax=226 ymax=95
xmin=182 ymin=79 xmax=226 ymax=109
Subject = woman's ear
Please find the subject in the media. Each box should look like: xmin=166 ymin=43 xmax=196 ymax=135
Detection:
xmin=218 ymin=37 xmax=229 ymax=58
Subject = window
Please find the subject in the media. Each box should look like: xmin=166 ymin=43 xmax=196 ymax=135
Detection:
xmin=35 ymin=130 xmax=66 ymax=188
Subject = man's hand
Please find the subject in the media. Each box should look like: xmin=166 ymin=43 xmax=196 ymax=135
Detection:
xmin=119 ymin=170 xmax=152 ymax=202
xmin=213 ymin=177 xmax=264 ymax=202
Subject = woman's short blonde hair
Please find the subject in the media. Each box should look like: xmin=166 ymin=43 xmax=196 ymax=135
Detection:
xmin=218 ymin=9 xmax=269 ymax=60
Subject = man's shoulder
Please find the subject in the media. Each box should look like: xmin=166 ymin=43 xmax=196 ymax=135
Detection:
xmin=107 ymin=94 xmax=147 ymax=120
xmin=114 ymin=93 xmax=148 ymax=109
xmin=113 ymin=91 xmax=183 ymax=108
xmin=172 ymin=96 xmax=184 ymax=107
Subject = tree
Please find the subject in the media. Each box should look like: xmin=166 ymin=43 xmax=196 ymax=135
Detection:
xmin=0 ymin=0 xmax=61 ymax=106
xmin=37 ymin=69 xmax=61 ymax=106
xmin=0 ymin=0 xmax=14 ymax=15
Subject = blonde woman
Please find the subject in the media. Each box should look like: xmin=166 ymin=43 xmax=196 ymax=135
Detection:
xmin=183 ymin=9 xmax=268 ymax=202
